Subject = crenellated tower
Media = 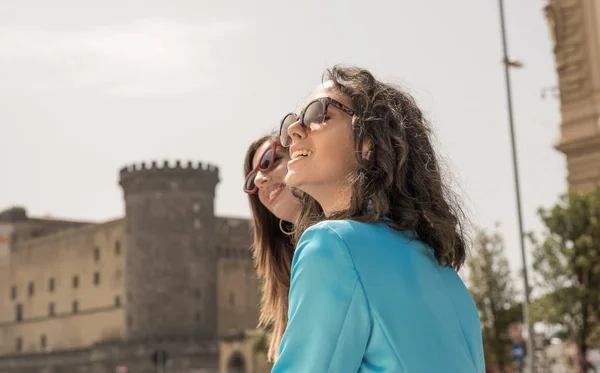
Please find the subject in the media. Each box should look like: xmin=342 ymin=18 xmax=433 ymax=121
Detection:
xmin=119 ymin=160 xmax=220 ymax=341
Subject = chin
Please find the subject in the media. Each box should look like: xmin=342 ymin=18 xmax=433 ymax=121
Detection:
xmin=283 ymin=173 xmax=299 ymax=189
xmin=285 ymin=169 xmax=309 ymax=189
xmin=271 ymin=197 xmax=297 ymax=224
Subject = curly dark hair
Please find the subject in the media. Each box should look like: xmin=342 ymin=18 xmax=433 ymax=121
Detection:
xmin=293 ymin=65 xmax=469 ymax=270
xmin=244 ymin=133 xmax=295 ymax=362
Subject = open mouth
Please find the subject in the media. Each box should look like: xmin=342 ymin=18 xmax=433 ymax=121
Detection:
xmin=268 ymin=184 xmax=285 ymax=202
xmin=291 ymin=149 xmax=312 ymax=160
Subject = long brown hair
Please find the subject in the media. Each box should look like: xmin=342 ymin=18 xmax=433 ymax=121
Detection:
xmin=294 ymin=65 xmax=469 ymax=270
xmin=244 ymin=133 xmax=294 ymax=362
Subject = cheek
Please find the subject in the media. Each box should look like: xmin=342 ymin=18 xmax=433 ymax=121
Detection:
xmin=269 ymin=162 xmax=289 ymax=181
xmin=316 ymin=148 xmax=355 ymax=177
xmin=309 ymin=122 xmax=325 ymax=132
xmin=274 ymin=188 xmax=301 ymax=212
xmin=314 ymin=124 xmax=355 ymax=169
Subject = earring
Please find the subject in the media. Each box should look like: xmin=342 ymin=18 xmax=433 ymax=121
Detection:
xmin=279 ymin=219 xmax=294 ymax=236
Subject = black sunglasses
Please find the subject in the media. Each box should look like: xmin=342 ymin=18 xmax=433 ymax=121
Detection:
xmin=279 ymin=97 xmax=355 ymax=147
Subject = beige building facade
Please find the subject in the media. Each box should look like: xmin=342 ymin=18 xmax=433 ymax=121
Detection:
xmin=545 ymin=0 xmax=600 ymax=191
xmin=0 ymin=218 xmax=126 ymax=353
xmin=0 ymin=160 xmax=264 ymax=373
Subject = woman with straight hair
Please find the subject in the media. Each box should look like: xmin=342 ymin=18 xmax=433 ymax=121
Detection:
xmin=243 ymin=132 xmax=301 ymax=362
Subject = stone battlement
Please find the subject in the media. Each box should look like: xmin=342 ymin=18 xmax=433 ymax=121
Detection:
xmin=119 ymin=160 xmax=219 ymax=193
xmin=119 ymin=160 xmax=218 ymax=179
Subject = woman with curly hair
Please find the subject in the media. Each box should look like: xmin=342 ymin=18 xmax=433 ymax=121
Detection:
xmin=271 ymin=66 xmax=485 ymax=372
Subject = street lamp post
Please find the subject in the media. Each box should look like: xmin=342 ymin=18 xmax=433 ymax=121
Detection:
xmin=496 ymin=1 xmax=536 ymax=372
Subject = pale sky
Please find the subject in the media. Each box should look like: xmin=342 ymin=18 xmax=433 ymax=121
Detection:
xmin=0 ymin=0 xmax=565 ymax=282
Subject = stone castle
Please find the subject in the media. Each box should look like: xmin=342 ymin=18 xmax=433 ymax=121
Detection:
xmin=0 ymin=161 xmax=266 ymax=373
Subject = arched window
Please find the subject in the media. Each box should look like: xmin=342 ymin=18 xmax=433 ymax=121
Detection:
xmin=227 ymin=352 xmax=246 ymax=373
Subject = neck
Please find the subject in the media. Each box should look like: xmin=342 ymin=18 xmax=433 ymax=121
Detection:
xmin=310 ymin=183 xmax=353 ymax=217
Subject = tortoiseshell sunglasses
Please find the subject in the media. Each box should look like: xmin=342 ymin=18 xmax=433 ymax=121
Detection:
xmin=279 ymin=97 xmax=355 ymax=147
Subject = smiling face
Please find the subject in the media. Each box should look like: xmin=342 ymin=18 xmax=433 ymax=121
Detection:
xmin=284 ymin=82 xmax=359 ymax=215
xmin=251 ymin=139 xmax=302 ymax=223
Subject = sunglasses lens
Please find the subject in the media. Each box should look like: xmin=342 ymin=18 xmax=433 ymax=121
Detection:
xmin=303 ymin=101 xmax=325 ymax=127
xmin=260 ymin=148 xmax=274 ymax=170
xmin=280 ymin=113 xmax=298 ymax=146
xmin=245 ymin=171 xmax=257 ymax=193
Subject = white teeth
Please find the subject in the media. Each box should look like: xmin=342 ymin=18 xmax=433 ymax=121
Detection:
xmin=291 ymin=150 xmax=312 ymax=159
xmin=269 ymin=185 xmax=284 ymax=201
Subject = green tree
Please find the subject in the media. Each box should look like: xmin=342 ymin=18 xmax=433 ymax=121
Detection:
xmin=468 ymin=227 xmax=520 ymax=372
xmin=529 ymin=188 xmax=600 ymax=372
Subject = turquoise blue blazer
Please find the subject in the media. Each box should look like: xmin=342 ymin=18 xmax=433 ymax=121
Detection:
xmin=271 ymin=220 xmax=485 ymax=373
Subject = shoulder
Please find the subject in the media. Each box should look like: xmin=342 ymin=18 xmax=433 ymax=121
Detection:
xmin=299 ymin=220 xmax=375 ymax=244
xmin=293 ymin=221 xmax=362 ymax=271
xmin=299 ymin=220 xmax=432 ymax=265
xmin=294 ymin=220 xmax=387 ymax=266
xmin=300 ymin=219 xmax=413 ymax=250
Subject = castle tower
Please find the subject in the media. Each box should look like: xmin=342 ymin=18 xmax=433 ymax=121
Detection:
xmin=119 ymin=160 xmax=220 ymax=341
xmin=545 ymin=0 xmax=600 ymax=191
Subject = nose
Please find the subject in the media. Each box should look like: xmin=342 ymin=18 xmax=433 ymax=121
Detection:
xmin=254 ymin=170 xmax=271 ymax=188
xmin=287 ymin=119 xmax=307 ymax=145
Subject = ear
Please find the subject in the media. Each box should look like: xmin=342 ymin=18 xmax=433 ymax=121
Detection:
xmin=361 ymin=138 xmax=373 ymax=160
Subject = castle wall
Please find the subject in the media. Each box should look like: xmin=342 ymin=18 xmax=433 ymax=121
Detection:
xmin=0 ymin=308 xmax=124 ymax=354
xmin=0 ymin=213 xmax=260 ymax=357
xmin=0 ymin=220 xmax=125 ymax=355
xmin=220 ymin=335 xmax=272 ymax=373
xmin=0 ymin=160 xmax=261 ymax=372
xmin=0 ymin=339 xmax=220 ymax=373
xmin=0 ymin=223 xmax=13 ymax=258
xmin=216 ymin=217 xmax=260 ymax=335
xmin=11 ymin=218 xmax=91 ymax=243
xmin=216 ymin=217 xmax=253 ymax=250
xmin=218 ymin=255 xmax=260 ymax=335
xmin=0 ymin=224 xmax=12 ymax=344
